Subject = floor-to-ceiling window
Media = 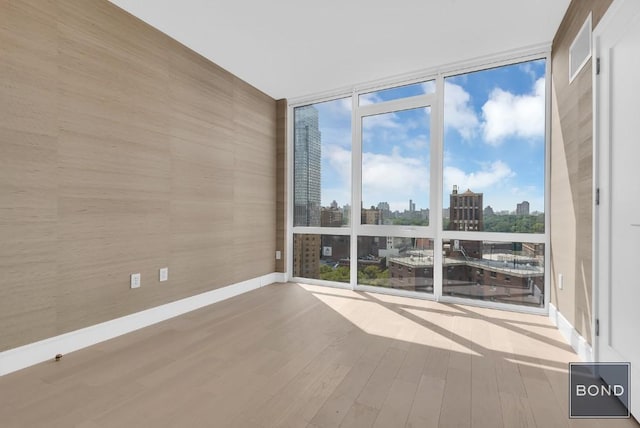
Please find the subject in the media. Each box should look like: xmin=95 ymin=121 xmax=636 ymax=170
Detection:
xmin=289 ymin=53 xmax=549 ymax=312
xmin=292 ymin=97 xmax=352 ymax=282
xmin=355 ymin=81 xmax=436 ymax=296
xmin=440 ymin=59 xmax=547 ymax=308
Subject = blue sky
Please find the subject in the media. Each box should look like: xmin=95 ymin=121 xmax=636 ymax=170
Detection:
xmin=310 ymin=59 xmax=546 ymax=213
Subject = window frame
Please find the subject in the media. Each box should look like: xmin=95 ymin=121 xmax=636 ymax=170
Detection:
xmin=355 ymin=93 xmax=436 ymax=235
xmin=287 ymin=47 xmax=551 ymax=315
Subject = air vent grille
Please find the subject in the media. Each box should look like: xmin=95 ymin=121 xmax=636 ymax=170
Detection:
xmin=569 ymin=13 xmax=592 ymax=83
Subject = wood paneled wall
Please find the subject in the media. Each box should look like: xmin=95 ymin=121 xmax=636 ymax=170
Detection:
xmin=550 ymin=0 xmax=612 ymax=344
xmin=0 ymin=0 xmax=277 ymax=351
xmin=275 ymin=100 xmax=287 ymax=273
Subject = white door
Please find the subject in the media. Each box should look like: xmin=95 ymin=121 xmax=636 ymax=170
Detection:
xmin=595 ymin=0 xmax=640 ymax=419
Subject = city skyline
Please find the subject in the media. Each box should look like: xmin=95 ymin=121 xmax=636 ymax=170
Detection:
xmin=308 ymin=58 xmax=546 ymax=213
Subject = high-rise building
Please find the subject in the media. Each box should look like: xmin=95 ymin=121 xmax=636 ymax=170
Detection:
xmin=376 ymin=202 xmax=391 ymax=224
xmin=321 ymin=235 xmax=350 ymax=262
xmin=376 ymin=202 xmax=390 ymax=211
xmin=321 ymin=206 xmax=343 ymax=227
xmin=342 ymin=204 xmax=351 ymax=226
xmin=449 ymin=185 xmax=483 ymax=231
xmin=294 ymin=106 xmax=321 ymax=227
xmin=516 ymin=201 xmax=530 ymax=215
xmin=409 ymin=199 xmax=416 ymax=212
xmin=361 ymin=205 xmax=383 ymax=225
xmin=293 ymin=234 xmax=321 ymax=279
xmin=357 ymin=236 xmax=387 ymax=259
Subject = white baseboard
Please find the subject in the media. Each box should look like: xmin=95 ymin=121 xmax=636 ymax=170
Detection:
xmin=549 ymin=303 xmax=593 ymax=362
xmin=0 ymin=272 xmax=285 ymax=376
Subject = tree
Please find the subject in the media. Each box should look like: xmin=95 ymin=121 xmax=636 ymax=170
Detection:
xmin=358 ymin=266 xmax=390 ymax=286
xmin=483 ymin=214 xmax=544 ymax=233
xmin=319 ymin=265 xmax=350 ymax=282
xmin=392 ymin=218 xmax=429 ymax=226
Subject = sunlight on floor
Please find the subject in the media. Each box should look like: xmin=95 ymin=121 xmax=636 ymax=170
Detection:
xmin=505 ymin=357 xmax=569 ymax=374
xmin=296 ymin=282 xmax=578 ymax=372
xmin=299 ymin=283 xmax=481 ymax=356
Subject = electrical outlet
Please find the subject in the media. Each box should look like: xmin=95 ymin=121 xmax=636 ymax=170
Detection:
xmin=558 ymin=273 xmax=563 ymax=290
xmin=159 ymin=267 xmax=168 ymax=282
xmin=130 ymin=273 xmax=141 ymax=289
xmin=276 ymin=250 xmax=281 ymax=260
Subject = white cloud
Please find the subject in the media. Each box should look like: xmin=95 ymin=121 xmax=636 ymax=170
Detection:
xmin=481 ymin=78 xmax=545 ymax=145
xmin=321 ymin=145 xmax=351 ymax=207
xmin=322 ymin=144 xmax=430 ymax=211
xmin=444 ymin=82 xmax=480 ymax=139
xmin=359 ymin=93 xmax=381 ymax=106
xmin=362 ymin=112 xmax=401 ymax=130
xmin=323 ymin=145 xmax=351 ymax=183
xmin=362 ymin=148 xmax=429 ymax=212
xmin=324 ymin=97 xmax=351 ymax=114
xmin=518 ymin=62 xmax=537 ymax=81
xmin=443 ymin=160 xmax=514 ymax=193
xmin=315 ymin=98 xmax=352 ymax=149
xmin=421 ymin=80 xmax=436 ymax=94
xmin=321 ymin=127 xmax=352 ymax=149
xmin=405 ymin=134 xmax=429 ymax=150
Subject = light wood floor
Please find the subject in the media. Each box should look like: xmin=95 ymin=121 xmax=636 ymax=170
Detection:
xmin=1 ymin=283 xmax=638 ymax=428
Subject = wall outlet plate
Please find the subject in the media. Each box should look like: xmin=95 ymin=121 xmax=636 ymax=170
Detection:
xmin=131 ymin=273 xmax=141 ymax=289
xmin=159 ymin=267 xmax=168 ymax=282
xmin=276 ymin=250 xmax=281 ymax=260
xmin=558 ymin=273 xmax=564 ymax=290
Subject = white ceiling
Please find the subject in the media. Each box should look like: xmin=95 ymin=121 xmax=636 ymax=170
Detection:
xmin=109 ymin=0 xmax=570 ymax=100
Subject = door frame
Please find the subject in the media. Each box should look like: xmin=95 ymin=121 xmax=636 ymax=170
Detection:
xmin=593 ymin=0 xmax=640 ymax=419
xmin=592 ymin=0 xmax=606 ymax=365
xmin=593 ymin=0 xmax=639 ymax=363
